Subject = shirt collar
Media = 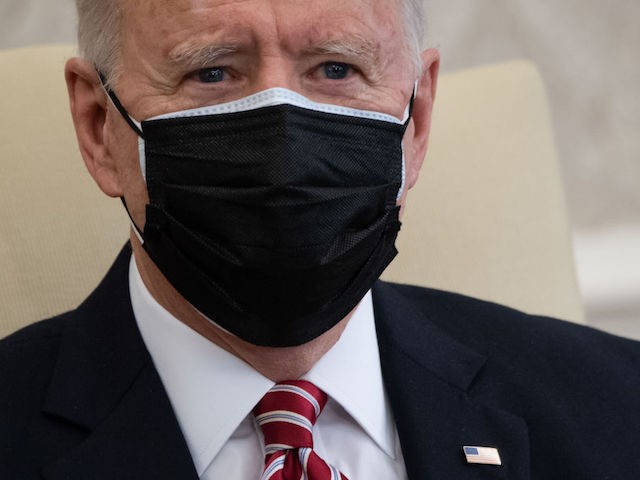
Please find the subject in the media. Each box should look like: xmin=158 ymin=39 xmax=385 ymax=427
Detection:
xmin=129 ymin=257 xmax=396 ymax=475
xmin=303 ymin=290 xmax=398 ymax=459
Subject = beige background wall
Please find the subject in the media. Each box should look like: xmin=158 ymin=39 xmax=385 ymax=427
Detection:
xmin=428 ymin=0 xmax=640 ymax=229
xmin=1 ymin=0 xmax=638 ymax=337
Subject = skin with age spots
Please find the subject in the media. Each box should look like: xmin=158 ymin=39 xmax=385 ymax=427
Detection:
xmin=65 ymin=0 xmax=439 ymax=381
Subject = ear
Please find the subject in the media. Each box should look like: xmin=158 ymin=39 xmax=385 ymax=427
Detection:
xmin=65 ymin=58 xmax=123 ymax=197
xmin=403 ymin=48 xmax=440 ymax=190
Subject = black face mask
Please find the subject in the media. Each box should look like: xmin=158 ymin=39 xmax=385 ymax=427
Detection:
xmin=106 ymin=86 xmax=412 ymax=347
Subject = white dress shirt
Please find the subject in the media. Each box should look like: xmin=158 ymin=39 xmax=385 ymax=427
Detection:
xmin=129 ymin=258 xmax=407 ymax=479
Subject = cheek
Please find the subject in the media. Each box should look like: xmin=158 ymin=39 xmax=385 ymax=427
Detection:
xmin=401 ymin=122 xmax=422 ymax=190
xmin=107 ymin=114 xmax=150 ymax=228
xmin=123 ymin=156 xmax=150 ymax=231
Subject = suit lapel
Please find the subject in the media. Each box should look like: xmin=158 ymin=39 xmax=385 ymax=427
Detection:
xmin=373 ymin=282 xmax=530 ymax=480
xmin=40 ymin=245 xmax=198 ymax=480
xmin=42 ymin=362 xmax=198 ymax=480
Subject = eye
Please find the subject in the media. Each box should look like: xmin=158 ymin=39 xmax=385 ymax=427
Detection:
xmin=322 ymin=62 xmax=351 ymax=80
xmin=197 ymin=67 xmax=225 ymax=83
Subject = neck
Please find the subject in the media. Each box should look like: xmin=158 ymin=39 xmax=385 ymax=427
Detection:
xmin=130 ymin=233 xmax=351 ymax=381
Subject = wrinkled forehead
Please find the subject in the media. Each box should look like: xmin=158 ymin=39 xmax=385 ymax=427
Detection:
xmin=122 ymin=0 xmax=404 ymax=20
xmin=119 ymin=0 xmax=406 ymax=53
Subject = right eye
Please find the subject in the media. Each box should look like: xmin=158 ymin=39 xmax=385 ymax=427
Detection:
xmin=321 ymin=62 xmax=352 ymax=80
xmin=196 ymin=67 xmax=226 ymax=83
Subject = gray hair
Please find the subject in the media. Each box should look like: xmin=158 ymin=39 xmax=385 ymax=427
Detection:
xmin=401 ymin=0 xmax=426 ymax=74
xmin=75 ymin=0 xmax=122 ymax=87
xmin=75 ymin=0 xmax=425 ymax=87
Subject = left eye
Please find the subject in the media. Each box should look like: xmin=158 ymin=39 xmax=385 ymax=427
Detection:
xmin=197 ymin=67 xmax=225 ymax=83
xmin=322 ymin=62 xmax=351 ymax=80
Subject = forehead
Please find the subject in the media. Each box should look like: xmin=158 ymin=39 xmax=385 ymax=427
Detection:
xmin=122 ymin=0 xmax=405 ymax=60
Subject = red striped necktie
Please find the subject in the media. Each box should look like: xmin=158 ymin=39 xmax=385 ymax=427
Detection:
xmin=253 ymin=380 xmax=349 ymax=480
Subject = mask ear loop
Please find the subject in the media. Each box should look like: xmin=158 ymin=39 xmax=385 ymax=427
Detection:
xmin=396 ymin=81 xmax=418 ymax=201
xmin=120 ymin=198 xmax=146 ymax=245
xmin=400 ymin=80 xmax=418 ymax=126
xmin=97 ymin=72 xmax=149 ymax=183
xmin=96 ymin=71 xmax=146 ymax=244
xmin=97 ymin=72 xmax=145 ymax=138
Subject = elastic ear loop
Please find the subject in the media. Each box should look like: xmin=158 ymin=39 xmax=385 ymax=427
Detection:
xmin=119 ymin=198 xmax=146 ymax=245
xmin=97 ymin=72 xmax=144 ymax=138
xmin=396 ymin=81 xmax=418 ymax=201
xmin=96 ymin=71 xmax=146 ymax=244
xmin=402 ymin=81 xmax=418 ymax=127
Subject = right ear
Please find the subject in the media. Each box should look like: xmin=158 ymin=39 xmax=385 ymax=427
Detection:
xmin=65 ymin=58 xmax=123 ymax=197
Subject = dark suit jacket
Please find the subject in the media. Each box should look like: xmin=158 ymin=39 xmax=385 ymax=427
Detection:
xmin=2 ymin=244 xmax=640 ymax=479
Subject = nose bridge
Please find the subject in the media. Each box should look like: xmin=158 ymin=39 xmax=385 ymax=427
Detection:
xmin=250 ymin=47 xmax=300 ymax=93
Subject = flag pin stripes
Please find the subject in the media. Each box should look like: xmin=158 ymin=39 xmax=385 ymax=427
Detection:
xmin=463 ymin=446 xmax=502 ymax=466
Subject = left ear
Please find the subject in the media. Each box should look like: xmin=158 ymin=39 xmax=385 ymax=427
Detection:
xmin=403 ymin=48 xmax=440 ymax=190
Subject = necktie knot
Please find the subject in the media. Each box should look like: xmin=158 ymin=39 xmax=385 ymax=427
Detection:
xmin=252 ymin=380 xmax=348 ymax=479
xmin=253 ymin=380 xmax=327 ymax=451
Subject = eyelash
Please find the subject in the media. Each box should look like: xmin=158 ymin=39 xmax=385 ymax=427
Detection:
xmin=191 ymin=61 xmax=356 ymax=84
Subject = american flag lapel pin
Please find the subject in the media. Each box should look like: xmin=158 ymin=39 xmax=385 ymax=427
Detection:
xmin=463 ymin=446 xmax=502 ymax=466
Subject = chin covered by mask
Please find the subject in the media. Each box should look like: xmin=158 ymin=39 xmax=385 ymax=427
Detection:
xmin=105 ymin=85 xmax=412 ymax=347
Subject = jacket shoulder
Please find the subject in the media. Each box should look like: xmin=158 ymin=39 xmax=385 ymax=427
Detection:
xmin=376 ymin=281 xmax=640 ymax=421
xmin=0 ymin=313 xmax=69 ymax=380
xmin=377 ymin=281 xmax=640 ymax=359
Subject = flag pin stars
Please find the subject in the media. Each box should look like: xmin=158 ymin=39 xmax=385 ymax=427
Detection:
xmin=463 ymin=446 xmax=502 ymax=466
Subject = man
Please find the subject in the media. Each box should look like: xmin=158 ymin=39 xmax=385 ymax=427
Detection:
xmin=1 ymin=0 xmax=640 ymax=478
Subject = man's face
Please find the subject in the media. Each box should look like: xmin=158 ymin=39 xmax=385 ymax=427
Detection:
xmin=65 ymin=0 xmax=437 ymax=358
xmin=97 ymin=0 xmax=436 ymax=228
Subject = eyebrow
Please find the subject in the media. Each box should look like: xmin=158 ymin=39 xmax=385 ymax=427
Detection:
xmin=304 ymin=37 xmax=383 ymax=79
xmin=167 ymin=43 xmax=241 ymax=69
xmin=307 ymin=37 xmax=379 ymax=59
